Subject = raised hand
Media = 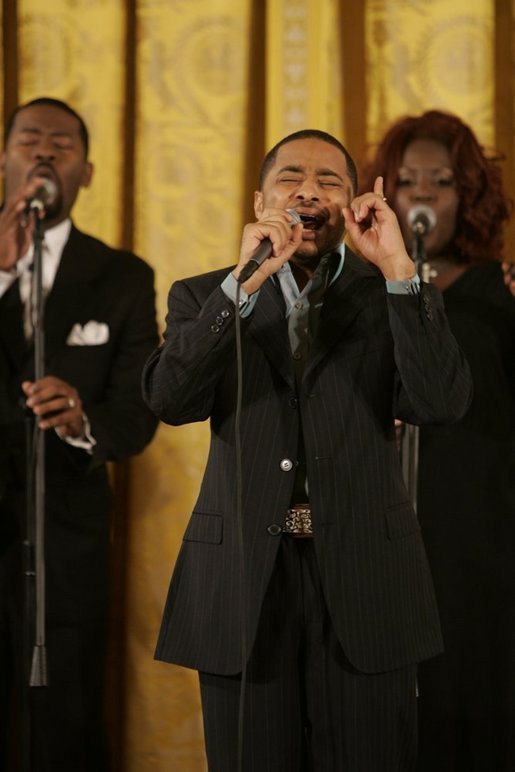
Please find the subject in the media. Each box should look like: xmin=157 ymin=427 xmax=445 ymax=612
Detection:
xmin=343 ymin=176 xmax=415 ymax=281
xmin=0 ymin=176 xmax=51 ymax=272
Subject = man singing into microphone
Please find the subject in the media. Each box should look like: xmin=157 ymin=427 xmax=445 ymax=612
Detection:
xmin=0 ymin=97 xmax=158 ymax=771
xmin=143 ymin=129 xmax=472 ymax=771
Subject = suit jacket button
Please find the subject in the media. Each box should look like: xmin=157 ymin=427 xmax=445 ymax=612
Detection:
xmin=288 ymin=397 xmax=298 ymax=409
xmin=267 ymin=524 xmax=282 ymax=536
xmin=280 ymin=458 xmax=293 ymax=472
xmin=211 ymin=324 xmax=220 ymax=333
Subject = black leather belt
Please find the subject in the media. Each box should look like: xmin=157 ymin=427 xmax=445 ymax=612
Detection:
xmin=284 ymin=504 xmax=313 ymax=537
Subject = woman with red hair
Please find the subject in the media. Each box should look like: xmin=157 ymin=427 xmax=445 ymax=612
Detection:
xmin=360 ymin=110 xmax=515 ymax=771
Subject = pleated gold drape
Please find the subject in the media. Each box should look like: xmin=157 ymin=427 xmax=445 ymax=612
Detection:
xmin=1 ymin=1 xmax=514 ymax=770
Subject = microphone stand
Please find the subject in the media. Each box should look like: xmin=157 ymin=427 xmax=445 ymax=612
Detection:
xmin=22 ymin=210 xmax=48 ymax=772
xmin=400 ymin=231 xmax=431 ymax=513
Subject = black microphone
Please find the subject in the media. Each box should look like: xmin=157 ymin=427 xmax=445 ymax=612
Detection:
xmin=25 ymin=178 xmax=58 ymax=214
xmin=407 ymin=205 xmax=437 ymax=236
xmin=237 ymin=208 xmax=302 ymax=284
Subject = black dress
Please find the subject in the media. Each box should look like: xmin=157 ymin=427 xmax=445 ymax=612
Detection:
xmin=416 ymin=262 xmax=515 ymax=772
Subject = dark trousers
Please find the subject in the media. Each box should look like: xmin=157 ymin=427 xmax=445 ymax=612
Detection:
xmin=0 ymin=539 xmax=109 ymax=772
xmin=200 ymin=537 xmax=418 ymax=771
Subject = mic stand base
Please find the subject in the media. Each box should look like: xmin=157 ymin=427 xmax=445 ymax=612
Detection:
xmin=29 ymin=645 xmax=48 ymax=688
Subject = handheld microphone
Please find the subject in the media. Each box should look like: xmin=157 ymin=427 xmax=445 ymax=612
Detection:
xmin=237 ymin=208 xmax=302 ymax=284
xmin=407 ymin=205 xmax=437 ymax=236
xmin=25 ymin=179 xmax=58 ymax=214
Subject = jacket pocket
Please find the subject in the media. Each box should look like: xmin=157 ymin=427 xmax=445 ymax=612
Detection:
xmin=183 ymin=511 xmax=223 ymax=544
xmin=384 ymin=502 xmax=420 ymax=540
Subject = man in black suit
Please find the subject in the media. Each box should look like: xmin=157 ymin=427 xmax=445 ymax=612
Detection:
xmin=0 ymin=98 xmax=158 ymax=771
xmin=142 ymin=129 xmax=472 ymax=771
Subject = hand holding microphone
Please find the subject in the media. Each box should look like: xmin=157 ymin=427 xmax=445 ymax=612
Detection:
xmin=25 ymin=178 xmax=58 ymax=215
xmin=0 ymin=177 xmax=58 ymax=271
xmin=236 ymin=208 xmax=303 ymax=289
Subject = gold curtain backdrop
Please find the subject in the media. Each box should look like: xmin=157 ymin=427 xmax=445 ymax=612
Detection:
xmin=16 ymin=0 xmax=128 ymax=246
xmin=1 ymin=1 xmax=514 ymax=769
xmin=266 ymin=0 xmax=344 ymax=145
xmin=365 ymin=0 xmax=495 ymax=147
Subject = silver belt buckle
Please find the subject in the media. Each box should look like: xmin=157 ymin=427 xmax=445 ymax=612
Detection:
xmin=284 ymin=505 xmax=313 ymax=537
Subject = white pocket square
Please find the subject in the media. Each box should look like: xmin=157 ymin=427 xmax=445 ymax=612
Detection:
xmin=66 ymin=321 xmax=110 ymax=346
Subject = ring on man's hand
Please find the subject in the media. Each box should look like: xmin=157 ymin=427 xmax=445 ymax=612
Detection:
xmin=382 ymin=196 xmax=387 ymax=202
xmin=68 ymin=397 xmax=76 ymax=409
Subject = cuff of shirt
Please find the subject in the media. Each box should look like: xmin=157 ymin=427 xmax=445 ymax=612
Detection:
xmin=221 ymin=272 xmax=260 ymax=318
xmin=385 ymin=273 xmax=420 ymax=295
xmin=56 ymin=413 xmax=97 ymax=454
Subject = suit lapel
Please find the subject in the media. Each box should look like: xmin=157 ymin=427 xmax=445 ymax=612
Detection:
xmin=43 ymin=227 xmax=103 ymax=364
xmin=0 ymin=227 xmax=104 ymax=377
xmin=303 ymin=249 xmax=379 ymax=383
xmin=0 ymin=279 xmax=27 ymax=370
xmin=247 ymin=277 xmax=295 ymax=389
xmin=231 ymin=249 xmax=379 ymax=389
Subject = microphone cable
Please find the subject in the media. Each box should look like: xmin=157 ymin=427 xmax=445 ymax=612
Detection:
xmin=234 ymin=280 xmax=248 ymax=772
xmin=232 ymin=213 xmax=299 ymax=769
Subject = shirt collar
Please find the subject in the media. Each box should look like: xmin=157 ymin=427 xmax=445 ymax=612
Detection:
xmin=17 ymin=217 xmax=72 ymax=290
xmin=43 ymin=217 xmax=72 ymax=259
xmin=276 ymin=242 xmax=346 ymax=308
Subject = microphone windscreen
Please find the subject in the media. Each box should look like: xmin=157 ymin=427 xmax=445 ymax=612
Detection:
xmin=407 ymin=205 xmax=437 ymax=234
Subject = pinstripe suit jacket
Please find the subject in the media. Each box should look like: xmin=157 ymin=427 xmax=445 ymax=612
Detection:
xmin=142 ymin=248 xmax=472 ymax=675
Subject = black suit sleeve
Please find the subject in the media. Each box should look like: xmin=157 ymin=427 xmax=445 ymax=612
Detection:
xmin=85 ymin=256 xmax=159 ymax=463
xmin=388 ymin=283 xmax=473 ymax=424
xmin=142 ymin=272 xmax=241 ymax=426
